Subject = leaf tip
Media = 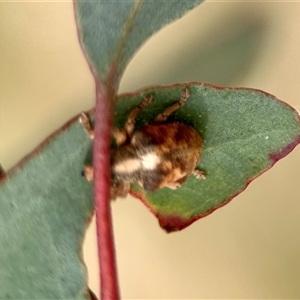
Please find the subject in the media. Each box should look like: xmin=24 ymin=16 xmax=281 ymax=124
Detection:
xmin=269 ymin=134 xmax=300 ymax=163
xmin=157 ymin=214 xmax=192 ymax=233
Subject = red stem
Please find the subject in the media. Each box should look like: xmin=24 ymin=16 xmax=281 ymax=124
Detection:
xmin=93 ymin=81 xmax=120 ymax=300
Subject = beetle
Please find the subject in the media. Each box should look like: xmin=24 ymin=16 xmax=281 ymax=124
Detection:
xmin=80 ymin=88 xmax=205 ymax=199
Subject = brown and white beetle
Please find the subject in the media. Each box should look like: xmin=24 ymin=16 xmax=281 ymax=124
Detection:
xmin=80 ymin=88 xmax=205 ymax=199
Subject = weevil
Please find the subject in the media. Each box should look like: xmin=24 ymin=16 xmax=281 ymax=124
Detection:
xmin=80 ymin=88 xmax=205 ymax=199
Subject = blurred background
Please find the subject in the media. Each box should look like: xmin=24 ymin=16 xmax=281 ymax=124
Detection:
xmin=1 ymin=1 xmax=300 ymax=299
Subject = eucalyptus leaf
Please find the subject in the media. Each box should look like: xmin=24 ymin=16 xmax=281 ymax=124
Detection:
xmin=0 ymin=118 xmax=94 ymax=299
xmin=74 ymin=0 xmax=204 ymax=82
xmin=114 ymin=83 xmax=300 ymax=232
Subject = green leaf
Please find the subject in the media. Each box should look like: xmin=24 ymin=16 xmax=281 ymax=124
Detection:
xmin=74 ymin=0 xmax=204 ymax=82
xmin=0 ymin=117 xmax=94 ymax=299
xmin=113 ymin=83 xmax=300 ymax=232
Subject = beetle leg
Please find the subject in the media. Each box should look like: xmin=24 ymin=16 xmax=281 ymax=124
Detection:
xmin=192 ymin=169 xmax=206 ymax=180
xmin=79 ymin=112 xmax=94 ymax=139
xmin=112 ymin=94 xmax=153 ymax=146
xmin=124 ymin=95 xmax=153 ymax=138
xmin=110 ymin=182 xmax=130 ymax=200
xmin=153 ymin=88 xmax=190 ymax=123
xmin=112 ymin=128 xmax=127 ymax=146
xmin=79 ymin=114 xmax=94 ymax=182
xmin=165 ymin=175 xmax=188 ymax=189
xmin=165 ymin=181 xmax=182 ymax=190
xmin=81 ymin=165 xmax=94 ymax=181
xmin=165 ymin=169 xmax=205 ymax=190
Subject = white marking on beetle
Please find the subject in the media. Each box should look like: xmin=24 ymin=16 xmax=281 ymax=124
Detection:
xmin=141 ymin=152 xmax=160 ymax=170
xmin=114 ymin=159 xmax=141 ymax=173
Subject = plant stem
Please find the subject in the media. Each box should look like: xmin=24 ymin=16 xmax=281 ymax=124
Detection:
xmin=93 ymin=81 xmax=120 ymax=300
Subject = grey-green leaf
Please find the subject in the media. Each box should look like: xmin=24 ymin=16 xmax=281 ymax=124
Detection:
xmin=74 ymin=0 xmax=204 ymax=82
xmin=0 ymin=117 xmax=94 ymax=299
xmin=114 ymin=83 xmax=300 ymax=231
